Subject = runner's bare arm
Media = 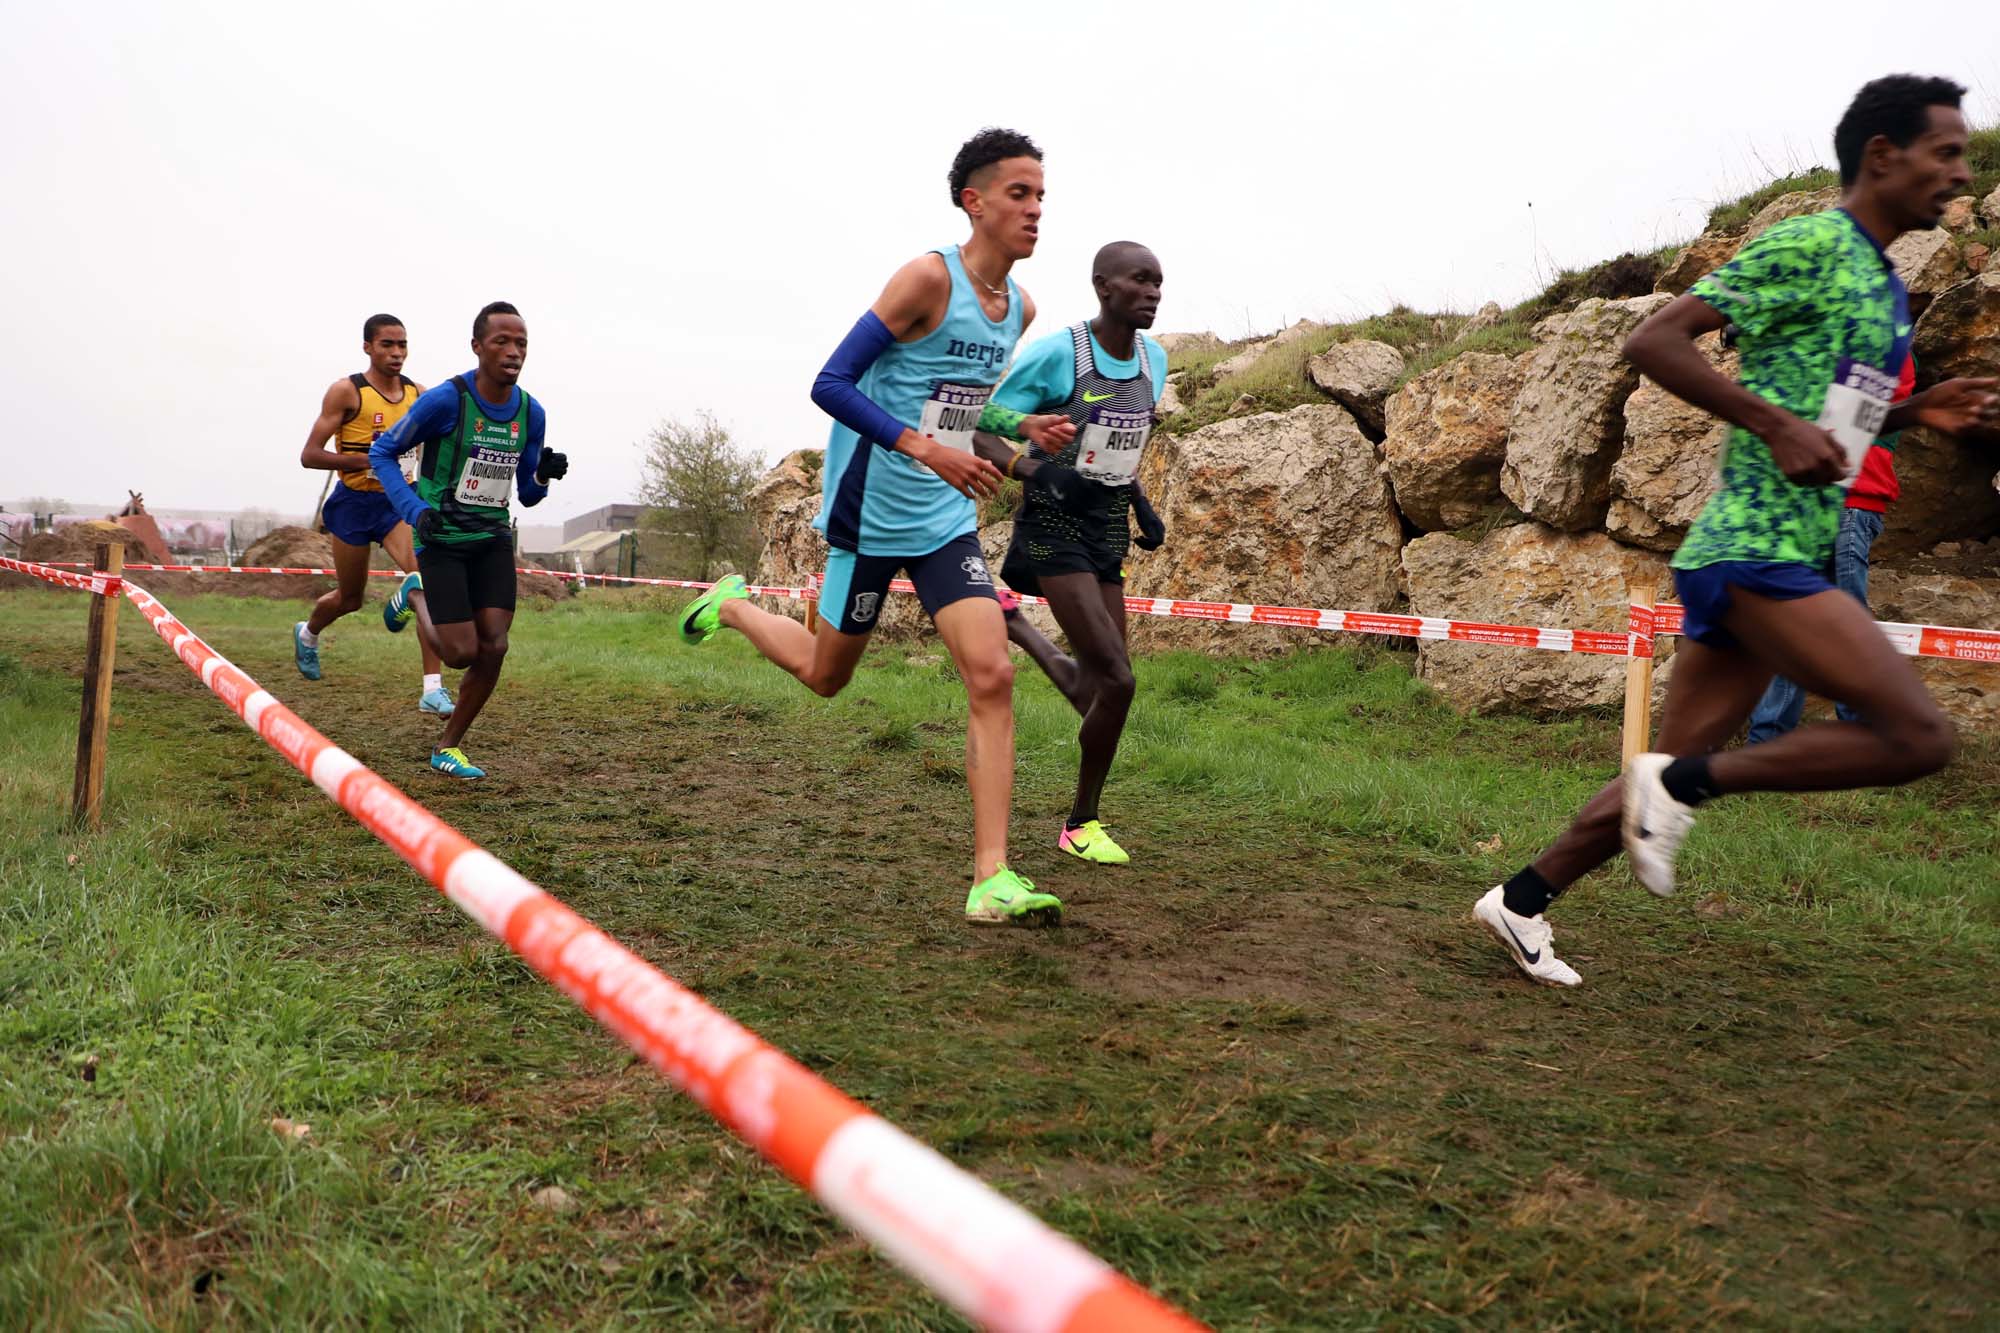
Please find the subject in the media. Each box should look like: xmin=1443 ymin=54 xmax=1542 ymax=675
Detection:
xmin=1625 ymin=294 xmax=1846 ymax=486
xmin=1886 ymin=376 xmax=2000 ymax=434
xmin=299 ymin=379 xmax=369 ymax=473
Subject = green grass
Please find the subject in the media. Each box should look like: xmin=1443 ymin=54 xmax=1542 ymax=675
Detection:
xmin=1705 ymin=168 xmax=1841 ymax=233
xmin=4 ymin=588 xmax=1998 ymax=1328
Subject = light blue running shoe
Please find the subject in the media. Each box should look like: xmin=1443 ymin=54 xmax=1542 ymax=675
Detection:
xmin=431 ymin=746 xmax=485 ymax=780
xmin=419 ymin=685 xmax=455 ymax=716
xmin=384 ymin=572 xmax=421 ymax=633
xmin=292 ymin=622 xmax=321 ymax=680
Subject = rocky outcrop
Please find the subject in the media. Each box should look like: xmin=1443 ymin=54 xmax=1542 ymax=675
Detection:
xmin=1888 ymin=228 xmax=1966 ymax=309
xmin=1126 ymin=404 xmax=1403 ymax=654
xmin=1381 ymin=352 xmax=1524 ymax=531
xmin=1604 ymin=332 xmax=1734 ymax=551
xmin=1460 ymin=302 xmax=1505 ymax=337
xmin=1941 ymin=196 xmax=1978 ymax=234
xmin=1875 ymin=427 xmax=2000 ymax=557
xmin=1156 ymin=373 xmax=1188 ymax=417
xmin=1656 ymin=233 xmax=1743 ymax=295
xmin=1306 ymin=339 xmax=1404 ymax=436
xmin=1155 ymin=332 xmax=1220 ymax=356
xmin=1912 ymin=271 xmax=2000 ymax=383
xmin=1402 ymin=523 xmax=1672 ymax=713
xmin=1503 ymin=294 xmax=1673 ymax=530
xmin=1870 ymin=569 xmax=2000 ymax=730
xmin=1743 ymin=187 xmax=1842 ymax=240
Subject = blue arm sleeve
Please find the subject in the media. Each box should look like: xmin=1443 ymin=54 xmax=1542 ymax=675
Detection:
xmin=810 ymin=312 xmax=912 ymax=450
xmin=371 ymin=390 xmax=452 ymax=528
xmin=516 ymin=399 xmax=549 ymax=507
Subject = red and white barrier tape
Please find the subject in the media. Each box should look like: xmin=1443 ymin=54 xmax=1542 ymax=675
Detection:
xmin=1634 ymin=600 xmax=2000 ymax=664
xmin=7 ymin=553 xmax=1199 ymax=1332
xmin=1 ymin=555 xmax=123 ymax=596
xmin=22 ymin=556 xmax=2000 ymax=666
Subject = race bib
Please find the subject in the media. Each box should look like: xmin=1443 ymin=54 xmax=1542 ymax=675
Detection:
xmin=400 ymin=450 xmax=421 ymax=484
xmin=455 ymin=445 xmax=518 ymax=507
xmin=917 ymin=382 xmax=991 ymax=456
xmin=1076 ymin=407 xmax=1151 ymax=485
xmin=1816 ymin=358 xmax=1894 ymax=489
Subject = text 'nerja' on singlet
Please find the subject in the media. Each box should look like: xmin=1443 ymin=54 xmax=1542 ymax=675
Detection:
xmin=336 ymin=373 xmax=420 ymax=492
xmin=412 ymin=375 xmax=534 ymax=546
xmin=1019 ymin=323 xmax=1157 ymax=551
xmin=817 ymin=246 xmax=1025 ymax=557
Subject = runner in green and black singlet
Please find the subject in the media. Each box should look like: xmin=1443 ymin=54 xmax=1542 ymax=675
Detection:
xmin=370 ymin=302 xmax=571 ymax=780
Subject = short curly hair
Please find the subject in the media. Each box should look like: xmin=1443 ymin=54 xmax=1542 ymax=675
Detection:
xmin=473 ymin=301 xmax=520 ymax=341
xmin=1834 ymin=75 xmax=1965 ymax=185
xmin=948 ymin=128 xmax=1042 ymax=210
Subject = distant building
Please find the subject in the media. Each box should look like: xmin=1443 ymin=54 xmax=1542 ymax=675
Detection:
xmin=563 ymin=504 xmax=645 ymax=543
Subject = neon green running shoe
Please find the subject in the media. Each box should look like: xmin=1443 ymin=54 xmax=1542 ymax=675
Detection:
xmin=964 ymin=865 xmax=1063 ymax=926
xmin=1058 ymin=819 xmax=1130 ymax=865
xmin=430 ymin=746 xmax=485 ymax=780
xmin=679 ymin=574 xmax=748 ymax=645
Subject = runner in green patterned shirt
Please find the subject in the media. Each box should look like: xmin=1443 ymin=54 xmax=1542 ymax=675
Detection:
xmin=1476 ymin=75 xmax=2000 ymax=987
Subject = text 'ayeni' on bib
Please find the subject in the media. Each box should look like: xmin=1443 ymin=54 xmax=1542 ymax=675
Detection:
xmin=1077 ymin=406 xmax=1151 ymax=485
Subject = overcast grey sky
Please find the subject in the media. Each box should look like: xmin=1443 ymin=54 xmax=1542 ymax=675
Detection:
xmin=2 ymin=1 xmax=1994 ymax=525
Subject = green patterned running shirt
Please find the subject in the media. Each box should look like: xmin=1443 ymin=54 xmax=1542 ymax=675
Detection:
xmin=1673 ymin=209 xmax=1911 ymax=572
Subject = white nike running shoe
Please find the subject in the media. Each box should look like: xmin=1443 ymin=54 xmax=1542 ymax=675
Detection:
xmin=1474 ymin=887 xmax=1581 ymax=987
xmin=1622 ymin=753 xmax=1697 ymax=898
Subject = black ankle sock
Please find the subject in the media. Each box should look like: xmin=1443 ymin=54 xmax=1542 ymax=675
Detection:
xmin=1660 ymin=754 xmax=1723 ymax=807
xmin=1501 ymin=866 xmax=1557 ymax=918
xmin=1065 ymin=817 xmax=1089 ymax=832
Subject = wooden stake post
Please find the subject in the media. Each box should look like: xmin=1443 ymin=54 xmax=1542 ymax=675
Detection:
xmin=70 ymin=542 xmax=123 ymax=829
xmin=1621 ymin=576 xmax=1656 ymax=767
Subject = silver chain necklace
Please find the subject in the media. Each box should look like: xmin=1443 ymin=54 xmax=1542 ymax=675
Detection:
xmin=963 ymin=255 xmax=1007 ymax=298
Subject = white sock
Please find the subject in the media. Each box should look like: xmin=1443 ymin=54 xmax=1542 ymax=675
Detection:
xmin=423 ymin=673 xmax=442 ymax=693
xmin=297 ymin=623 xmax=319 ymax=647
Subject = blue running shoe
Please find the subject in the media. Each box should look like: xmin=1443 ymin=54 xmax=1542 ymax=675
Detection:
xmin=293 ymin=622 xmax=321 ymax=680
xmin=431 ymin=746 xmax=485 ymax=780
xmin=385 ymin=572 xmax=421 ymax=633
xmin=419 ymin=685 xmax=455 ymax=716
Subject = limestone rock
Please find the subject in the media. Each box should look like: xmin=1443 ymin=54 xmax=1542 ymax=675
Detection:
xmin=1402 ymin=524 xmax=1673 ymax=713
xmin=1967 ymin=243 xmax=1991 ymax=275
xmin=1155 ymin=332 xmax=1220 ymax=356
xmin=1126 ymin=404 xmax=1403 ymax=655
xmin=1270 ymin=318 xmax=1326 ymax=349
xmin=1605 ymin=332 xmax=1734 ymax=551
xmin=1210 ymin=340 xmax=1271 ymax=380
xmin=1156 ymin=373 xmax=1188 ymax=418
xmin=1912 ymin=271 xmax=2000 ymax=384
xmin=1306 ymin=339 xmax=1405 ymax=436
xmin=1887 ymin=228 xmax=1965 ymax=302
xmin=1941 ymin=195 xmax=1978 ymax=234
xmin=1743 ymin=187 xmax=1841 ymax=241
xmin=1655 ymin=232 xmax=1743 ymax=295
xmin=748 ymin=449 xmax=826 ymax=626
xmin=1869 ymin=568 xmax=2000 ymax=732
xmin=1983 ymin=184 xmax=2000 ymax=228
xmin=1874 ymin=427 xmax=2000 ymax=557
xmin=1460 ymin=301 xmax=1505 ymax=337
xmin=1227 ymin=393 xmax=1259 ymax=416
xmin=1503 ymin=293 xmax=1673 ymax=530
xmin=1381 ymin=352 xmax=1524 ymax=531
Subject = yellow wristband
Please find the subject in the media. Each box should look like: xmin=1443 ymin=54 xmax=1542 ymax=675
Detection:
xmin=1006 ymin=452 xmax=1022 ymax=479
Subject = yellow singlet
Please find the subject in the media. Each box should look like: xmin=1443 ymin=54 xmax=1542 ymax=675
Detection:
xmin=335 ymin=372 xmax=421 ymax=492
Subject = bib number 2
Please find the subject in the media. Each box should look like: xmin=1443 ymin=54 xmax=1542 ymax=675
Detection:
xmin=1077 ymin=407 xmax=1151 ymax=485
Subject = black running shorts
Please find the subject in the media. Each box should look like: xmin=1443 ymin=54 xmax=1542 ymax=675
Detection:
xmin=417 ymin=536 xmax=516 ymax=625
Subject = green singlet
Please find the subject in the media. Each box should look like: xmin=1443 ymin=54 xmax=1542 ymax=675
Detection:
xmin=1674 ymin=209 xmax=1912 ymax=572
